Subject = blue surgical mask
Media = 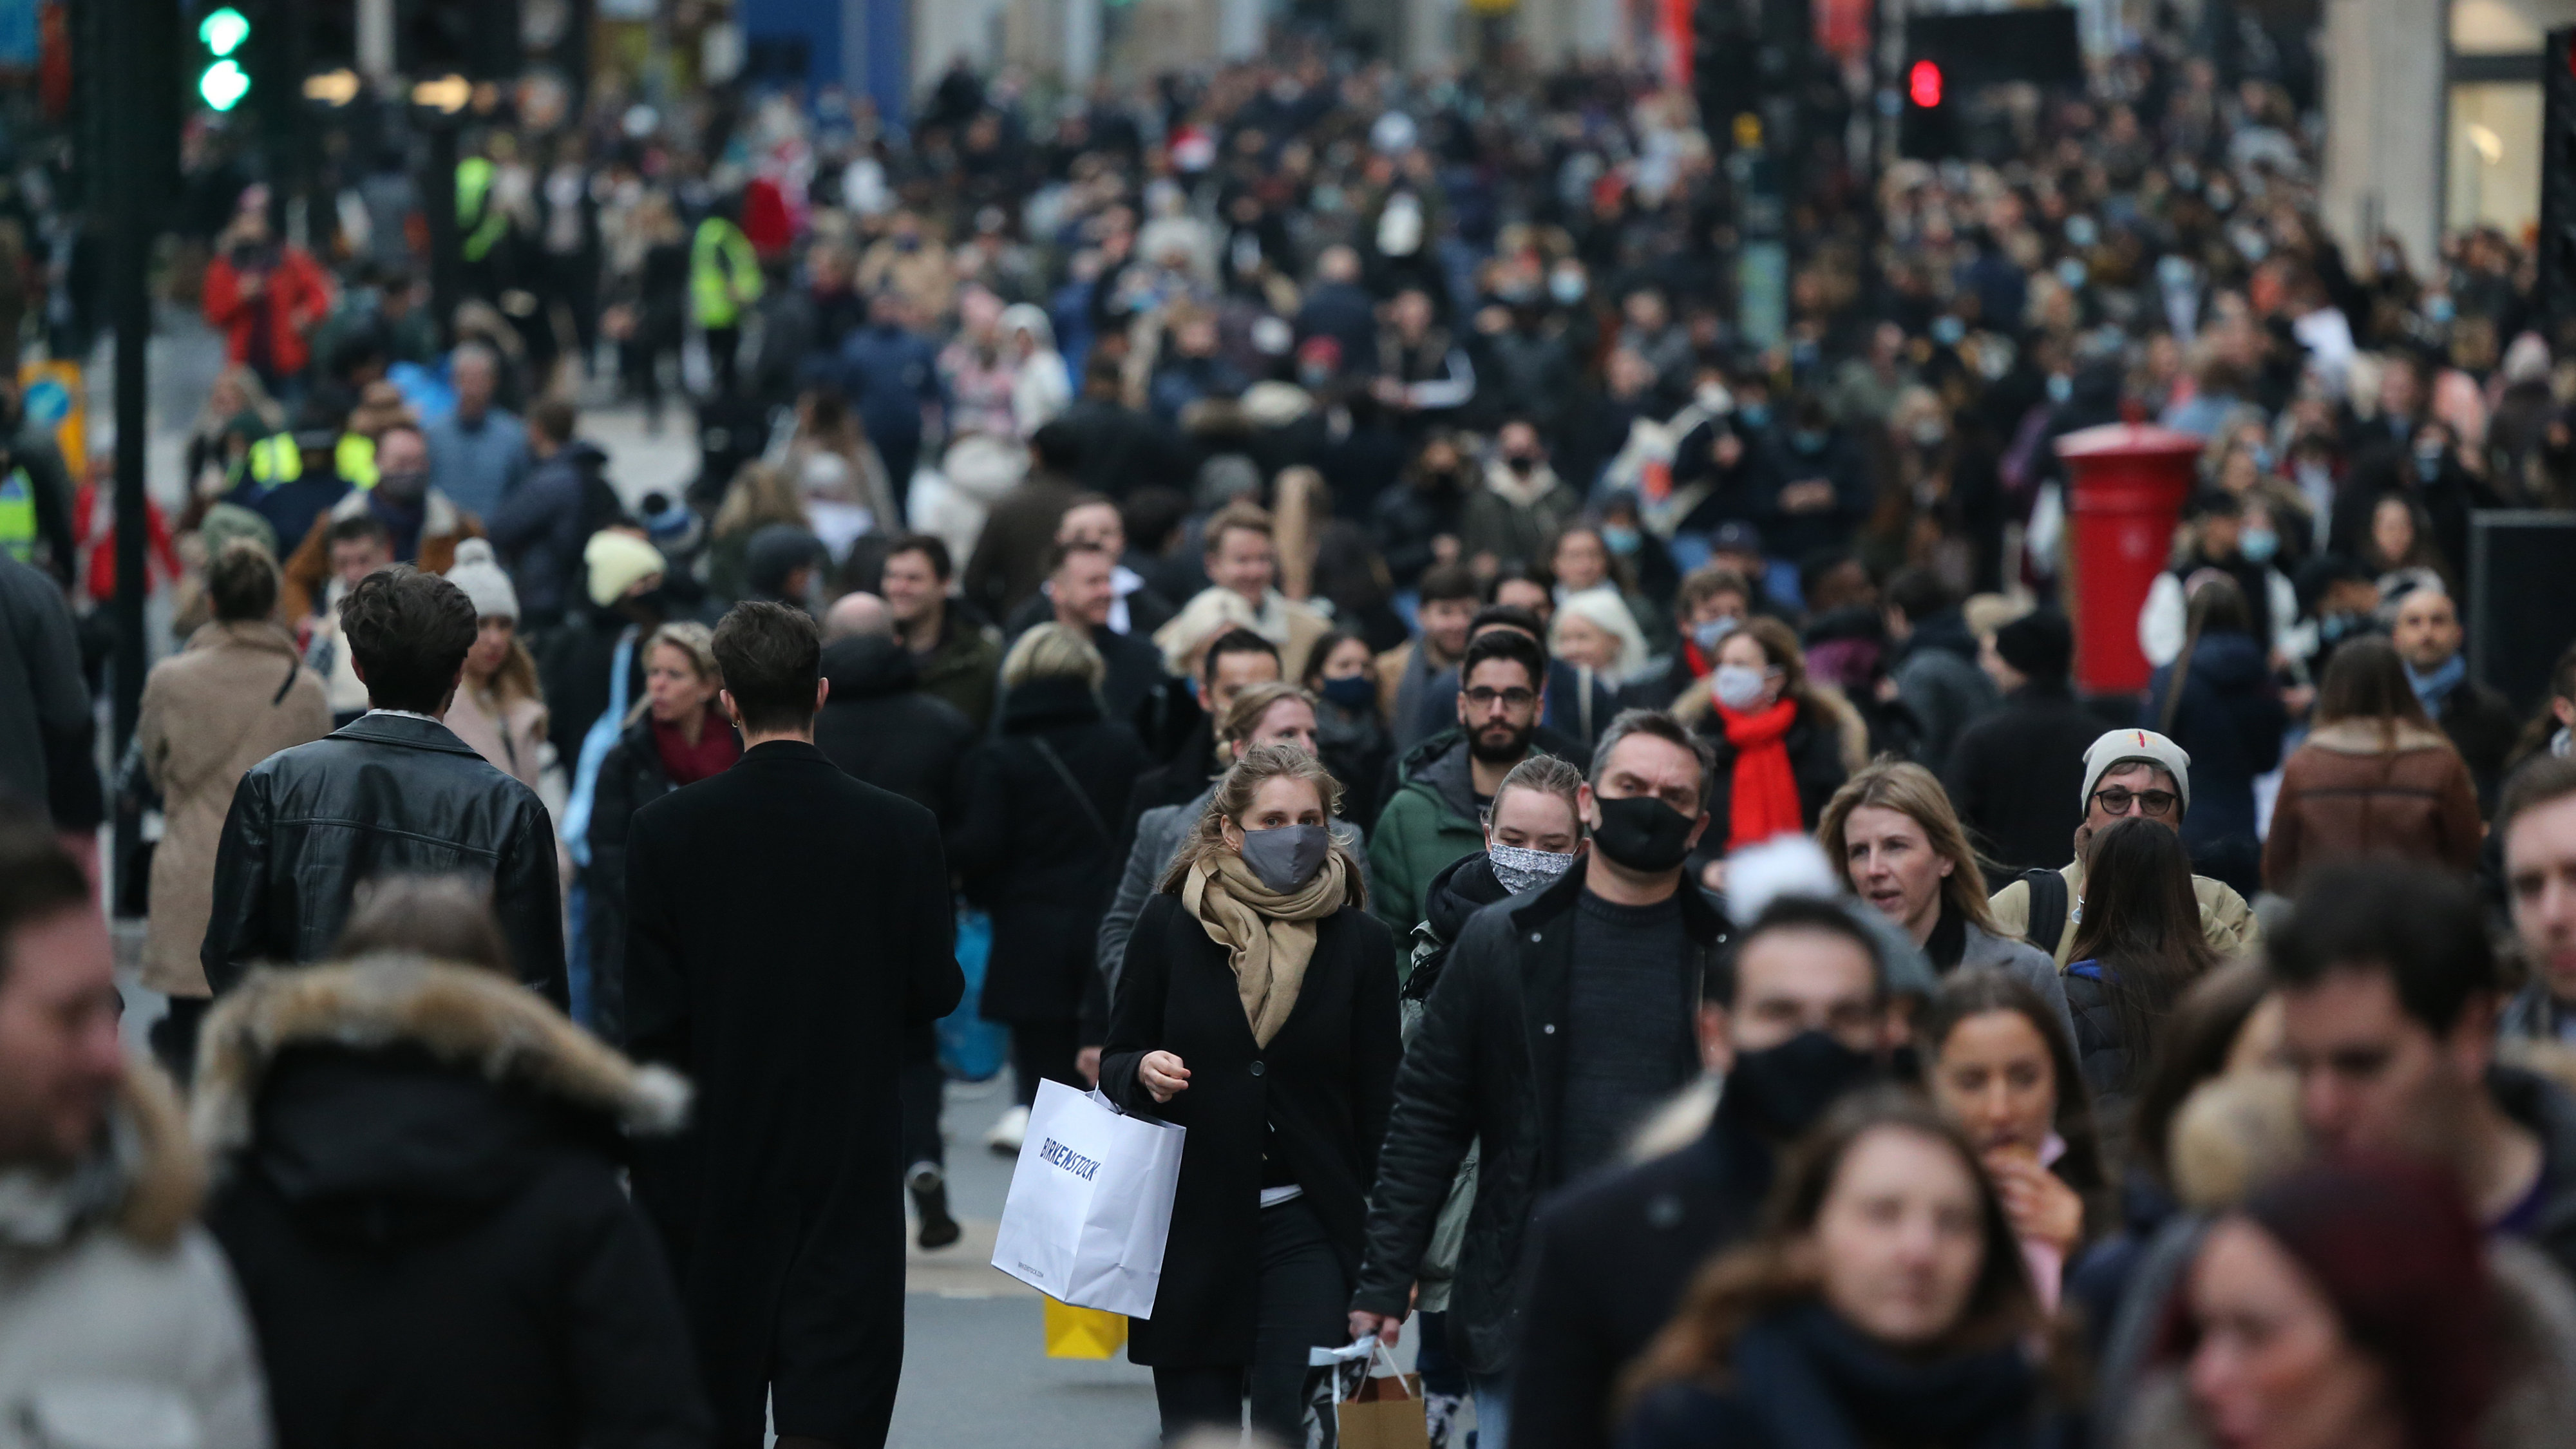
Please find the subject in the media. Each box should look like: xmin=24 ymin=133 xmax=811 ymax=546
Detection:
xmin=2426 ymin=294 xmax=2457 ymax=325
xmin=2065 ymin=215 xmax=2099 ymax=249
xmin=1792 ymin=430 xmax=1827 ymax=454
xmin=2415 ymin=443 xmax=2447 ymax=475
xmin=2240 ymin=527 xmax=2278 ymax=563
xmin=1550 ymin=270 xmax=1587 ymax=304
xmin=1692 ymin=617 xmax=1739 ymax=655
xmin=2047 ymin=374 xmax=2074 ymax=404
xmin=1931 ymin=316 xmax=1967 ymax=346
xmin=1737 ymin=402 xmax=1771 ymax=428
xmin=2056 ymin=256 xmax=2089 ymax=290
xmin=2157 ymin=254 xmax=2194 ymax=289
xmin=1601 ymin=524 xmax=1642 ymax=556
xmin=1713 ymin=663 xmax=1769 ymax=711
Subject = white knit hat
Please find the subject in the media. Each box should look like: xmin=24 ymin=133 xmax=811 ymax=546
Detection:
xmin=443 ymin=538 xmax=519 ymax=622
xmin=2079 ymin=728 xmax=2193 ymax=815
xmin=585 ymin=531 xmax=668 ymax=608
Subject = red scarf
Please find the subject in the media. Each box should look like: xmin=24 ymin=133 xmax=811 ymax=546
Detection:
xmin=652 ymin=706 xmax=743 ymax=786
xmin=1719 ymin=697 xmax=1802 ymax=848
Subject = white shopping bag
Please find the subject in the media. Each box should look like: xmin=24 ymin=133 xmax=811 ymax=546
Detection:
xmin=990 ymin=1077 xmax=1187 ymax=1317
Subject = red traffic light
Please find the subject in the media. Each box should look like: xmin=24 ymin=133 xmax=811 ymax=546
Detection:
xmin=1909 ymin=59 xmax=1944 ymax=108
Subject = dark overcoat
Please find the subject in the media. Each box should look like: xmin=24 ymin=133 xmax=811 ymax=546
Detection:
xmin=624 ymin=741 xmax=963 ymax=1449
xmin=1100 ymin=890 xmax=1400 ymax=1367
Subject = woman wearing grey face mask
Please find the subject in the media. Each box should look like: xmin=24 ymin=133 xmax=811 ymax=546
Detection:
xmin=1099 ymin=744 xmax=1401 ymax=1446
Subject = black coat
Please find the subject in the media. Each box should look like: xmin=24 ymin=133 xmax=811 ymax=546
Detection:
xmin=813 ymin=634 xmax=977 ymax=822
xmin=203 ymin=714 xmax=564 ymax=1003
xmin=1618 ymin=1303 xmax=2044 ymax=1449
xmin=1101 ymin=892 xmax=1400 ymax=1365
xmin=1352 ymin=858 xmax=1728 ymax=1374
xmin=2435 ymin=676 xmax=2527 ymax=815
xmin=206 ymin=1036 xmax=708 ymax=1449
xmin=583 ymin=712 xmax=712 ymax=1046
xmin=1946 ymin=682 xmax=2103 ymax=876
xmin=1512 ymin=1096 xmax=1779 ymax=1449
xmin=949 ymin=677 xmax=1151 ymax=1023
xmin=624 ymin=742 xmax=964 ymax=1448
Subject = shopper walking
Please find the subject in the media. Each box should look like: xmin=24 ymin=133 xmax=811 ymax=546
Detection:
xmin=1101 ymin=744 xmax=1399 ymax=1445
xmin=951 ymin=622 xmax=1151 ymax=1151
xmin=2063 ymin=817 xmax=2222 ymax=1149
xmin=2264 ymin=636 xmax=2481 ymax=892
xmin=625 ymin=601 xmax=963 ymax=1449
xmin=135 ymin=542 xmax=330 ymax=1077
xmin=440 ymin=539 xmax=549 ymax=794
xmin=202 ymin=566 xmax=564 ymax=1003
xmin=1618 ymin=1092 xmax=2050 ymax=1449
xmin=199 ymin=877 xmax=710 ymax=1449
xmin=584 ymin=623 xmax=735 ymax=1043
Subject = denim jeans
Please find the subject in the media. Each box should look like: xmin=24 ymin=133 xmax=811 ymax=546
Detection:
xmin=1468 ymin=1368 xmax=1513 ymax=1449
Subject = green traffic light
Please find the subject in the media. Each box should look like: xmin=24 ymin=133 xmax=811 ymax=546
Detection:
xmin=199 ymin=6 xmax=250 ymax=57
xmin=199 ymin=58 xmax=251 ymax=111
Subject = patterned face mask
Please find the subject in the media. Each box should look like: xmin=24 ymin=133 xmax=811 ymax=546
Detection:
xmin=1488 ymin=842 xmax=1578 ymax=896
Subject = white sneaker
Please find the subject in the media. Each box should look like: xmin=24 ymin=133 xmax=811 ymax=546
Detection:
xmin=985 ymin=1104 xmax=1031 ymax=1154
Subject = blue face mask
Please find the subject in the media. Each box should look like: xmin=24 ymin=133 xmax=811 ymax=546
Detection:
xmin=1931 ymin=316 xmax=1967 ymax=346
xmin=2157 ymin=254 xmax=2194 ymax=289
xmin=1319 ymin=674 xmax=1376 ymax=712
xmin=2056 ymin=257 xmax=2089 ymax=290
xmin=1601 ymin=524 xmax=1642 ymax=556
xmin=1792 ymin=430 xmax=1827 ymax=454
xmin=2047 ymin=374 xmax=2074 ymax=404
xmin=1550 ymin=271 xmax=1587 ymax=304
xmin=1737 ymin=402 xmax=1771 ymax=429
xmin=2240 ymin=527 xmax=2278 ymax=563
xmin=1691 ymin=617 xmax=1739 ymax=655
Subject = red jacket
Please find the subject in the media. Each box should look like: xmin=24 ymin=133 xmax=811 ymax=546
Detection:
xmin=202 ymin=245 xmax=334 ymax=379
xmin=72 ymin=480 xmax=179 ymax=603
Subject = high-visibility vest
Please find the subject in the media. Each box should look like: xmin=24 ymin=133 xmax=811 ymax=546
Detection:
xmin=690 ymin=217 xmax=763 ymax=329
xmin=337 ymin=433 xmax=378 ymax=489
xmin=458 ymin=157 xmax=510 ymax=263
xmin=243 ymin=433 xmax=302 ymax=488
xmin=0 ymin=468 xmax=33 ymax=564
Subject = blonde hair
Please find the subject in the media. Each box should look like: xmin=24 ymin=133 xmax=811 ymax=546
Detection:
xmin=1815 ymin=759 xmax=1998 ymax=934
xmin=1001 ymin=621 xmax=1106 ymax=692
xmin=625 ymin=621 xmax=719 ymax=726
xmin=1493 ymin=755 xmax=1587 ymax=833
xmin=712 ymin=462 xmax=810 ymax=540
xmin=1158 ymin=744 xmax=1366 ymax=909
xmin=1218 ymin=681 xmax=1316 ymax=746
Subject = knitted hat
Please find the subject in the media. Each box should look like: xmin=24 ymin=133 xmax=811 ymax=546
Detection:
xmin=2080 ymin=728 xmax=2193 ymax=815
xmin=443 ymin=538 xmax=519 ymax=622
xmin=1994 ymin=611 xmax=2072 ymax=683
xmin=585 ymin=530 xmax=668 ymax=608
xmin=198 ymin=502 xmax=278 ymax=562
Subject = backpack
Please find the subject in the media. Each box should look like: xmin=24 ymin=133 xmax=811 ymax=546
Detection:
xmin=2020 ymin=866 xmax=2070 ymax=956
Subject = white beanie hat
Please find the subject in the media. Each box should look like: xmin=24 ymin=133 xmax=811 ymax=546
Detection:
xmin=443 ymin=538 xmax=519 ymax=622
xmin=585 ymin=531 xmax=668 ymax=608
xmin=2079 ymin=728 xmax=2193 ymax=815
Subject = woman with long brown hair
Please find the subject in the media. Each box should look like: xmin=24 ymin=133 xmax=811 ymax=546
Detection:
xmin=1817 ymin=761 xmax=2073 ymax=1039
xmin=1101 ymin=744 xmax=1399 ymax=1446
xmin=2143 ymin=574 xmax=2284 ymax=898
xmin=2264 ymin=636 xmax=2481 ymax=892
xmin=1618 ymin=1090 xmax=2052 ymax=1448
xmin=2063 ymin=818 xmax=2222 ymax=1151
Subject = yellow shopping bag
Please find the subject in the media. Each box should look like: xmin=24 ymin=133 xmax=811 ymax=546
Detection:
xmin=1043 ymin=1296 xmax=1129 ymax=1359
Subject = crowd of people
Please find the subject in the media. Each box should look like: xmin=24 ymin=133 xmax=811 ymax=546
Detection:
xmin=6 ymin=5 xmax=2576 ymax=1448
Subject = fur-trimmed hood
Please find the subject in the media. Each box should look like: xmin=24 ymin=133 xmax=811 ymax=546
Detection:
xmin=2302 ymin=718 xmax=2454 ymax=755
xmin=192 ymin=953 xmax=689 ymax=1164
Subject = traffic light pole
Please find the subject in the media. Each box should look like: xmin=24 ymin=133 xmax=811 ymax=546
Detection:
xmin=106 ymin=0 xmax=162 ymax=915
xmin=423 ymin=120 xmax=462 ymax=350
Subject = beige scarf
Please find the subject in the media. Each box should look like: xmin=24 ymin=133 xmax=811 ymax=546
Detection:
xmin=1180 ymin=848 xmax=1349 ymax=1048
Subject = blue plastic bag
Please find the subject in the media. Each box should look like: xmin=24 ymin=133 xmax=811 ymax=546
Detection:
xmin=938 ymin=908 xmax=1009 ymax=1082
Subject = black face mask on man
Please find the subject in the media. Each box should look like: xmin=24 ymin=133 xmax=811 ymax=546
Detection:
xmin=1589 ymin=794 xmax=1697 ymax=873
xmin=1726 ymin=1029 xmax=1880 ymax=1140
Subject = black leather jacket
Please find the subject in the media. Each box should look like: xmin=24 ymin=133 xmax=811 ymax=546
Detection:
xmin=202 ymin=714 xmax=565 ymax=1003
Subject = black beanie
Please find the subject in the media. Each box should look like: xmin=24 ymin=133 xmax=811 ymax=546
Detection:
xmin=1994 ymin=611 xmax=2072 ymax=683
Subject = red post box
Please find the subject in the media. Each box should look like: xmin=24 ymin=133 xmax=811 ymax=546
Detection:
xmin=2053 ymin=422 xmax=2201 ymax=696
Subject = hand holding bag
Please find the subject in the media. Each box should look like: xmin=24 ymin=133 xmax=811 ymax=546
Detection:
xmin=990 ymin=1077 xmax=1186 ymax=1318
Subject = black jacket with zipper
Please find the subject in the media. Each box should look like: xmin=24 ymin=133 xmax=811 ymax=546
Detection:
xmin=203 ymin=713 xmax=563 ymax=1003
xmin=1350 ymin=856 xmax=1728 ymax=1374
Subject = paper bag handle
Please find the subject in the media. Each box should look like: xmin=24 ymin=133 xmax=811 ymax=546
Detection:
xmin=1318 ymin=1336 xmax=1417 ymax=1402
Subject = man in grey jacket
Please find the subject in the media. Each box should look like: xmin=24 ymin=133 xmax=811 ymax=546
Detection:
xmin=0 ymin=809 xmax=271 ymax=1448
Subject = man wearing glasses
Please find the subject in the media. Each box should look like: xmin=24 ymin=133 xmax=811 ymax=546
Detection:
xmin=1987 ymin=727 xmax=2263 ymax=965
xmin=1370 ymin=627 xmax=1553 ymax=937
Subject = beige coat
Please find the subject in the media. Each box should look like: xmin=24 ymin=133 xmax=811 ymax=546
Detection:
xmin=137 ymin=622 xmax=332 ymax=996
xmin=1988 ymin=850 xmax=2263 ymax=968
xmin=443 ymin=683 xmax=549 ymax=796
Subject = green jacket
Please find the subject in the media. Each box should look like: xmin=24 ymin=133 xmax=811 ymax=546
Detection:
xmin=1367 ymin=731 xmax=1488 ymax=945
xmin=914 ymin=611 xmax=1001 ymax=734
xmin=690 ymin=218 xmax=763 ymax=329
